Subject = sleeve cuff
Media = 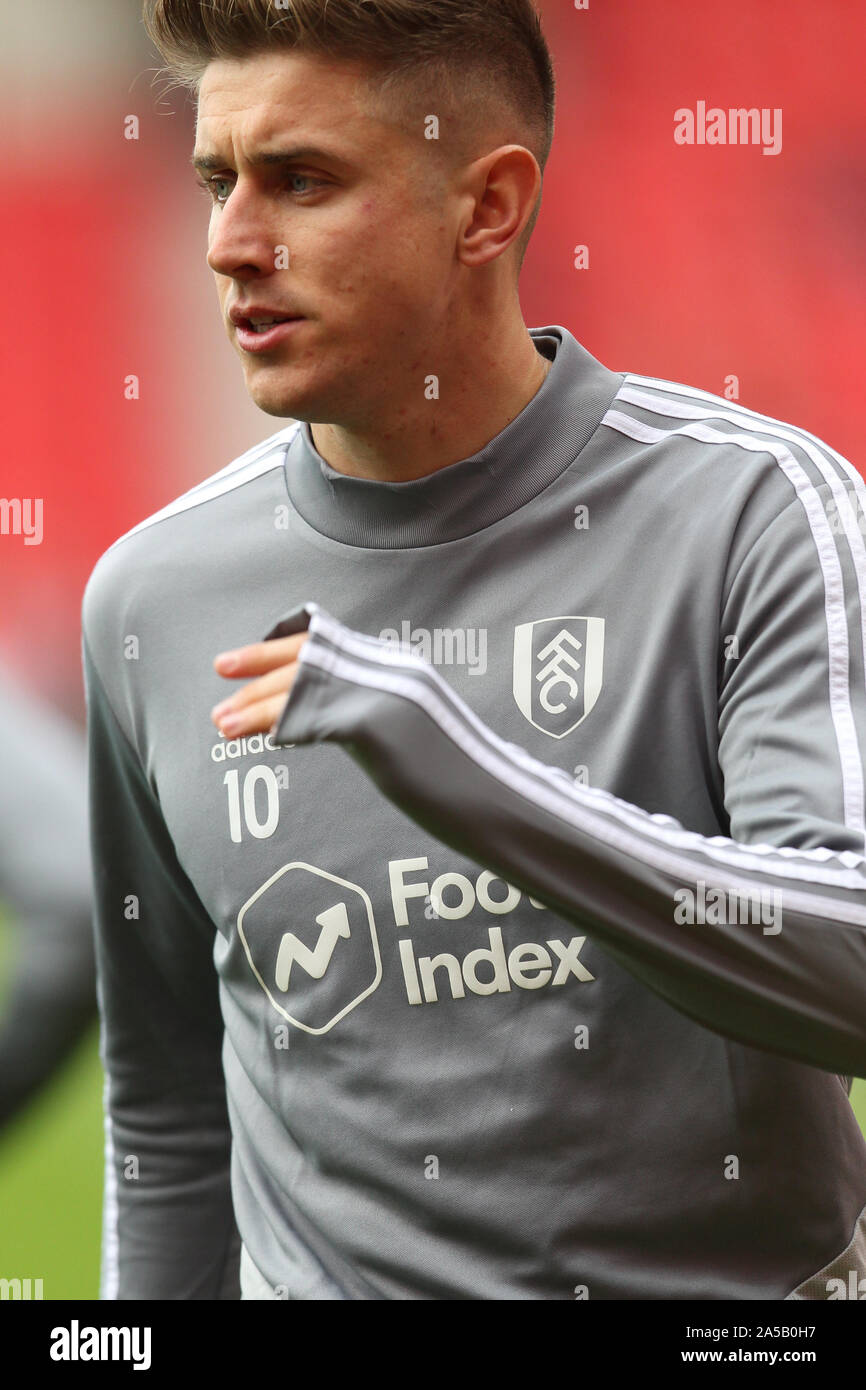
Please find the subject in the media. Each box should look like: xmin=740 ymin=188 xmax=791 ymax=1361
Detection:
xmin=263 ymin=600 xmax=322 ymax=643
xmin=262 ymin=601 xmax=337 ymax=746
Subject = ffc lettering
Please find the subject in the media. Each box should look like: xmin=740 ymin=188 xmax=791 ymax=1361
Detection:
xmin=536 ymin=628 xmax=583 ymax=714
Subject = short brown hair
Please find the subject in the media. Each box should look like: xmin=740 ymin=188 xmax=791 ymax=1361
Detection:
xmin=142 ymin=0 xmax=556 ymax=170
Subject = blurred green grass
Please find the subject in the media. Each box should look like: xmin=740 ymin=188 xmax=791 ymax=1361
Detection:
xmin=0 ymin=1027 xmax=103 ymax=1299
xmin=0 ymin=904 xmax=103 ymax=1297
xmin=0 ymin=913 xmax=865 ymax=1300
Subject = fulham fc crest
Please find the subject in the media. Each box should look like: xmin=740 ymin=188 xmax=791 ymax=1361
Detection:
xmin=513 ymin=616 xmax=605 ymax=739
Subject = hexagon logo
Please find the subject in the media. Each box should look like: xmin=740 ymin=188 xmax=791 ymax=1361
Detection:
xmin=237 ymin=861 xmax=382 ymax=1034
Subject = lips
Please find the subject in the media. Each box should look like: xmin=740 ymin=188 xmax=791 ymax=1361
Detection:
xmin=228 ymin=305 xmax=303 ymax=331
xmin=246 ymin=317 xmax=294 ymax=333
xmin=231 ymin=312 xmax=307 ymax=354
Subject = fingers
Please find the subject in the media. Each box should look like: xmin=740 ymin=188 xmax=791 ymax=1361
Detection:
xmin=213 ymin=659 xmax=299 ymax=716
xmin=212 ymin=691 xmax=289 ymax=738
xmin=211 ymin=631 xmax=309 ymax=736
xmin=214 ymin=631 xmax=308 ymax=676
xmin=211 ymin=665 xmax=297 ymax=731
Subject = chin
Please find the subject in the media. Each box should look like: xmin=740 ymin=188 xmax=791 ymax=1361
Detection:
xmin=251 ymin=395 xmax=304 ymax=420
xmin=244 ymin=372 xmax=319 ymax=421
xmin=245 ymin=365 xmax=357 ymax=425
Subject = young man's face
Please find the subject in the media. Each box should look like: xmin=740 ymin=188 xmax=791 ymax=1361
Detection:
xmin=194 ymin=50 xmax=464 ymax=428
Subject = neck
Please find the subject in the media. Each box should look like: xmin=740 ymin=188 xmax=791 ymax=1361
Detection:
xmin=309 ymin=315 xmax=551 ymax=483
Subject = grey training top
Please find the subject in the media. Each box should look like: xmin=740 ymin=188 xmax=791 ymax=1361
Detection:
xmin=82 ymin=325 xmax=866 ymax=1300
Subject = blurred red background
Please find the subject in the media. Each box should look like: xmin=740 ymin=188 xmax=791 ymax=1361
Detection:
xmin=2 ymin=0 xmax=864 ymax=721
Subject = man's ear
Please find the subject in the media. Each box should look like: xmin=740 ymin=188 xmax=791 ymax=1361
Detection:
xmin=456 ymin=145 xmax=542 ymax=269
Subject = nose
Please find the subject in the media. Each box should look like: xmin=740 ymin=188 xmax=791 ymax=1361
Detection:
xmin=206 ymin=182 xmax=279 ymax=280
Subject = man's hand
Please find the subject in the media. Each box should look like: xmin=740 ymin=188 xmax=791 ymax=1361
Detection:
xmin=211 ymin=632 xmax=310 ymax=737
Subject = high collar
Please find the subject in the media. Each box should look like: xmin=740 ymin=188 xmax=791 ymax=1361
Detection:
xmin=283 ymin=326 xmax=623 ymax=548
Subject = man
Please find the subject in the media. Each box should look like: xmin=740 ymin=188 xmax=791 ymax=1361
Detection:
xmin=82 ymin=0 xmax=866 ymax=1300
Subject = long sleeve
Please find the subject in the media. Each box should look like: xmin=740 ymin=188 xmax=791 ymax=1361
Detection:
xmin=264 ymin=548 xmax=866 ymax=1079
xmin=83 ymin=634 xmax=240 ymax=1299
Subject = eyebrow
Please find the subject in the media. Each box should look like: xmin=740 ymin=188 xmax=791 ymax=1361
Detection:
xmin=191 ymin=146 xmax=354 ymax=173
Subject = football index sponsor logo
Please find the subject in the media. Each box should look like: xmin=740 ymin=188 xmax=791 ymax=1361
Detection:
xmin=238 ymin=862 xmax=381 ymax=1034
xmin=238 ymin=855 xmax=594 ymax=1033
xmin=513 ymin=616 xmax=604 ymax=738
xmin=390 ymin=858 xmax=594 ymax=1004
